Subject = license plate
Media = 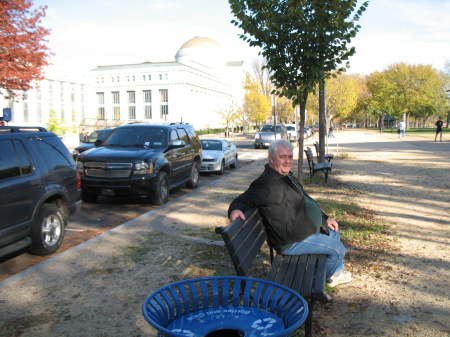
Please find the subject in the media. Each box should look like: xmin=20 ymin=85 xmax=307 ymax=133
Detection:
xmin=101 ymin=188 xmax=115 ymax=196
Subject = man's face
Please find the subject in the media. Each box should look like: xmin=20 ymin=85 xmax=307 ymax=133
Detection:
xmin=269 ymin=145 xmax=293 ymax=176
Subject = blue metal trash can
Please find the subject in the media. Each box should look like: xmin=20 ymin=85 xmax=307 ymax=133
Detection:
xmin=142 ymin=276 xmax=309 ymax=337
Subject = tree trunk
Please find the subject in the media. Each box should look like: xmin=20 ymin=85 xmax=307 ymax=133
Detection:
xmin=318 ymin=78 xmax=326 ymax=163
xmin=296 ymin=89 xmax=309 ymax=181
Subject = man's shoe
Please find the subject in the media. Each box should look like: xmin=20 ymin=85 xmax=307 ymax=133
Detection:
xmin=328 ymin=270 xmax=353 ymax=287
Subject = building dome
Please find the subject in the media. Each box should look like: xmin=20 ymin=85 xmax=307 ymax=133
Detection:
xmin=175 ymin=36 xmax=225 ymax=68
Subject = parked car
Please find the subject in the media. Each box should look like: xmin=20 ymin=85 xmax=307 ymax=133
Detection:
xmin=72 ymin=128 xmax=115 ymax=160
xmin=285 ymin=124 xmax=298 ymax=142
xmin=200 ymin=138 xmax=238 ymax=175
xmin=254 ymin=124 xmax=289 ymax=149
xmin=77 ymin=123 xmax=202 ymax=205
xmin=0 ymin=126 xmax=81 ymax=258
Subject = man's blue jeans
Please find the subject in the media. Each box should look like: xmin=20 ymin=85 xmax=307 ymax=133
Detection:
xmin=280 ymin=230 xmax=345 ymax=279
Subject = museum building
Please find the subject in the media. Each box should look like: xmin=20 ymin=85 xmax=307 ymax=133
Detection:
xmin=1 ymin=36 xmax=244 ymax=135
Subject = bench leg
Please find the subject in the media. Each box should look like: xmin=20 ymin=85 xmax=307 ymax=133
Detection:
xmin=304 ymin=298 xmax=318 ymax=337
xmin=324 ymin=170 xmax=328 ymax=183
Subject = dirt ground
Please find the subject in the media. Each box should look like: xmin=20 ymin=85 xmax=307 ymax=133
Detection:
xmin=313 ymin=130 xmax=450 ymax=337
xmin=0 ymin=129 xmax=449 ymax=337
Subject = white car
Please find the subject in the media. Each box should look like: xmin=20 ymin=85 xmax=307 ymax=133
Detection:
xmin=200 ymin=138 xmax=238 ymax=175
xmin=285 ymin=124 xmax=297 ymax=142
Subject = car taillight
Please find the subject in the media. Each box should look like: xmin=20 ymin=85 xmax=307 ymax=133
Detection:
xmin=76 ymin=171 xmax=81 ymax=190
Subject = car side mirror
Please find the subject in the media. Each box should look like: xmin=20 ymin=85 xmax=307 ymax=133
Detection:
xmin=169 ymin=140 xmax=185 ymax=149
xmin=94 ymin=139 xmax=103 ymax=147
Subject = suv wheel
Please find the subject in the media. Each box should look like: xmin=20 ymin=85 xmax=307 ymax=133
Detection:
xmin=82 ymin=191 xmax=98 ymax=202
xmin=29 ymin=204 xmax=65 ymax=255
xmin=186 ymin=161 xmax=199 ymax=188
xmin=151 ymin=171 xmax=169 ymax=205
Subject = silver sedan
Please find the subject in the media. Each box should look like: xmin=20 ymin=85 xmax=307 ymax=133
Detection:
xmin=200 ymin=138 xmax=238 ymax=175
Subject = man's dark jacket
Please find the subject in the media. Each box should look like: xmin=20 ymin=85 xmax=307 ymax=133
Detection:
xmin=228 ymin=164 xmax=329 ymax=251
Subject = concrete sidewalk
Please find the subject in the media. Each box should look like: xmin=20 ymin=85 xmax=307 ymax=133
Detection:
xmin=1 ymin=129 xmax=449 ymax=337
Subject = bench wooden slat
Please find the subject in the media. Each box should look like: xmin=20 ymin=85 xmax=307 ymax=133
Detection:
xmin=218 ymin=209 xmax=267 ymax=277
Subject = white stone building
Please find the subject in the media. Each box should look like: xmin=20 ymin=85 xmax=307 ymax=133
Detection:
xmin=1 ymin=36 xmax=243 ymax=138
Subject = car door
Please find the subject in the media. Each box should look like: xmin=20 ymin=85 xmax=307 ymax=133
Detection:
xmin=167 ymin=129 xmax=185 ymax=183
xmin=222 ymin=140 xmax=233 ymax=166
xmin=175 ymin=128 xmax=194 ymax=178
xmin=0 ymin=139 xmax=40 ymax=244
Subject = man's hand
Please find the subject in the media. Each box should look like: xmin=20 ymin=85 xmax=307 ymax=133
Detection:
xmin=327 ymin=218 xmax=339 ymax=231
xmin=229 ymin=209 xmax=246 ymax=222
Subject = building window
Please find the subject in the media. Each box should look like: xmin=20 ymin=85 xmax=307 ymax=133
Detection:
xmin=128 ymin=91 xmax=136 ymax=120
xmin=128 ymin=106 xmax=136 ymax=120
xmin=24 ymin=103 xmax=29 ymax=122
xmin=37 ymin=102 xmax=42 ymax=122
xmin=112 ymin=91 xmax=120 ymax=104
xmin=97 ymin=92 xmax=105 ymax=119
xmin=143 ymin=90 xmax=152 ymax=119
xmin=97 ymin=107 xmax=105 ymax=120
xmin=144 ymin=90 xmax=151 ymax=103
xmin=113 ymin=107 xmax=120 ymax=120
xmin=97 ymin=92 xmax=105 ymax=105
xmin=127 ymin=91 xmax=135 ymax=104
xmin=112 ymin=91 xmax=120 ymax=120
xmin=159 ymin=89 xmax=168 ymax=119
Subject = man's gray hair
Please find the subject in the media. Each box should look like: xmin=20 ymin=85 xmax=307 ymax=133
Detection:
xmin=268 ymin=139 xmax=293 ymax=157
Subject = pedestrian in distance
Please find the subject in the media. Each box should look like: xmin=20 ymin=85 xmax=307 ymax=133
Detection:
xmin=398 ymin=120 xmax=406 ymax=139
xmin=228 ymin=139 xmax=353 ymax=287
xmin=328 ymin=126 xmax=335 ymax=138
xmin=435 ymin=117 xmax=444 ymax=142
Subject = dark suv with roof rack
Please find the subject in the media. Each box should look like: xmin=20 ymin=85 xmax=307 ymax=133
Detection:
xmin=0 ymin=126 xmax=82 ymax=258
xmin=76 ymin=123 xmax=202 ymax=205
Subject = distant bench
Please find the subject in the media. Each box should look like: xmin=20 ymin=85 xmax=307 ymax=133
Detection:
xmin=216 ymin=208 xmax=329 ymax=337
xmin=314 ymin=142 xmax=334 ymax=162
xmin=305 ymin=147 xmax=332 ymax=182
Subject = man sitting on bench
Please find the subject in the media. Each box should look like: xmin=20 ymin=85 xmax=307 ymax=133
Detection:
xmin=228 ymin=139 xmax=353 ymax=287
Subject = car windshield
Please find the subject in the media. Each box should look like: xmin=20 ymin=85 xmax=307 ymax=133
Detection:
xmin=260 ymin=125 xmax=282 ymax=132
xmin=104 ymin=127 xmax=167 ymax=148
xmin=201 ymin=140 xmax=222 ymax=151
xmin=84 ymin=131 xmax=101 ymax=143
xmin=286 ymin=126 xmax=295 ymax=131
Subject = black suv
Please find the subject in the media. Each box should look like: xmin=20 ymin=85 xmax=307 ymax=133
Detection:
xmin=77 ymin=123 xmax=202 ymax=205
xmin=0 ymin=126 xmax=82 ymax=258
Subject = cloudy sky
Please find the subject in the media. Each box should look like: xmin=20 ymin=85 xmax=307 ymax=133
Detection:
xmin=34 ymin=0 xmax=450 ymax=76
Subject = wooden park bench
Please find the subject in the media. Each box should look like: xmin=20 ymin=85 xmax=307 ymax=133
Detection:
xmin=305 ymin=147 xmax=332 ymax=183
xmin=314 ymin=142 xmax=334 ymax=162
xmin=216 ymin=208 xmax=329 ymax=337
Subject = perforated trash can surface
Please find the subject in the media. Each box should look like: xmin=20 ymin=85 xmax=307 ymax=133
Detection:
xmin=142 ymin=276 xmax=309 ymax=337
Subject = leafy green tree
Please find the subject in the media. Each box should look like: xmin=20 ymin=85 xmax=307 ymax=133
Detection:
xmin=348 ymin=74 xmax=372 ymax=127
xmin=46 ymin=109 xmax=67 ymax=136
xmin=229 ymin=0 xmax=368 ymax=177
xmin=366 ymin=63 xmax=446 ymax=130
xmin=276 ymin=96 xmax=295 ymax=124
xmin=0 ymin=0 xmax=51 ymax=98
xmin=217 ymin=105 xmax=239 ymax=136
xmin=307 ymin=73 xmax=358 ymax=127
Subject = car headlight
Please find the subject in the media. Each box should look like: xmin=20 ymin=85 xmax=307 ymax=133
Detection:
xmin=72 ymin=149 xmax=80 ymax=156
xmin=133 ymin=161 xmax=153 ymax=175
xmin=255 ymin=134 xmax=261 ymax=139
